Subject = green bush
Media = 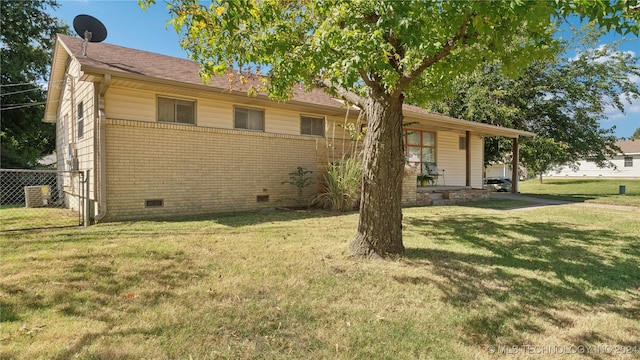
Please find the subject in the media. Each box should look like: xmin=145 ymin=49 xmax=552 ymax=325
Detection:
xmin=314 ymin=156 xmax=362 ymax=212
xmin=282 ymin=166 xmax=314 ymax=206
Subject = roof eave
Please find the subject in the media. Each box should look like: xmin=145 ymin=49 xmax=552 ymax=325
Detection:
xmin=78 ymin=65 xmax=355 ymax=116
xmin=404 ymin=109 xmax=536 ymax=138
xmin=44 ymin=35 xmax=71 ymax=123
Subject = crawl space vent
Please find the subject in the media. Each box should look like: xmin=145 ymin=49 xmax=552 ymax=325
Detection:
xmin=145 ymin=199 xmax=164 ymax=208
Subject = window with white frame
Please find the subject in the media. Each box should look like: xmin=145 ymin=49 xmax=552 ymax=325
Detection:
xmin=404 ymin=129 xmax=436 ymax=174
xmin=77 ymin=102 xmax=84 ymax=139
xmin=234 ymin=107 xmax=264 ymax=131
xmin=158 ymin=96 xmax=195 ymax=124
xmin=301 ymin=115 xmax=325 ymax=136
xmin=624 ymin=156 xmax=633 ymax=167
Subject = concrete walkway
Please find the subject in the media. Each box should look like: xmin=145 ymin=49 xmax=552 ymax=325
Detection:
xmin=489 ymin=193 xmax=639 ymax=212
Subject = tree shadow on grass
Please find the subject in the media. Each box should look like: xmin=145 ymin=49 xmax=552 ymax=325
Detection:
xmin=1 ymin=246 xmax=207 ymax=359
xmin=398 ymin=215 xmax=640 ymax=347
xmin=107 ymin=208 xmax=353 ymax=229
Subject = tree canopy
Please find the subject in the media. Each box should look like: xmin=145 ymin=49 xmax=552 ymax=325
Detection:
xmin=141 ymin=0 xmax=640 ymax=257
xmin=1 ymin=0 xmax=69 ymax=168
xmin=427 ymin=31 xmax=639 ymax=179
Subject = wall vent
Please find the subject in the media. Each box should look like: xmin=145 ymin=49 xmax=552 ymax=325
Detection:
xmin=256 ymin=195 xmax=269 ymax=203
xmin=145 ymin=199 xmax=164 ymax=208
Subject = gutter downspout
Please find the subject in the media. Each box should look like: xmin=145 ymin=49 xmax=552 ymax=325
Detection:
xmin=94 ymin=74 xmax=111 ymax=222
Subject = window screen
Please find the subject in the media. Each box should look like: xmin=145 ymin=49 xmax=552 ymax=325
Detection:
xmin=235 ymin=107 xmax=264 ymax=131
xmin=301 ymin=115 xmax=325 ymax=136
xmin=158 ymin=97 xmax=195 ymax=124
xmin=625 ymin=156 xmax=633 ymax=167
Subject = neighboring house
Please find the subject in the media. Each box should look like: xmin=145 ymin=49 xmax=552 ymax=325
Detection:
xmin=485 ymin=162 xmax=528 ymax=180
xmin=44 ymin=34 xmax=533 ymax=222
xmin=546 ymin=140 xmax=640 ymax=178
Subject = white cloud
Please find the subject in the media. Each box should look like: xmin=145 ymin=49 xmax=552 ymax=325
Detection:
xmin=570 ymin=44 xmax=636 ymax=64
xmin=603 ymin=93 xmax=640 ymax=120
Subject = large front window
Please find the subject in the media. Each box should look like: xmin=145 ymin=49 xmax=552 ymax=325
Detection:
xmin=405 ymin=130 xmax=435 ymax=174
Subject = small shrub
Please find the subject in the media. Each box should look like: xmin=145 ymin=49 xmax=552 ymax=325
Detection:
xmin=282 ymin=166 xmax=314 ymax=206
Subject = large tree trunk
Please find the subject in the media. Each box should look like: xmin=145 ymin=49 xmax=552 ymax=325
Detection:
xmin=350 ymin=93 xmax=406 ymax=258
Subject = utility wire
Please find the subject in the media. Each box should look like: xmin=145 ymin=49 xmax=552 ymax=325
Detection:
xmin=0 ymin=88 xmax=43 ymax=96
xmin=0 ymin=82 xmax=45 ymax=87
xmin=0 ymin=102 xmax=47 ymax=111
xmin=0 ymin=98 xmax=62 ymax=111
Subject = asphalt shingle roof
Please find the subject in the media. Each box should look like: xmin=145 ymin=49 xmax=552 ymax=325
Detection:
xmin=52 ymin=34 xmax=535 ymax=138
xmin=616 ymin=139 xmax=640 ymax=155
xmin=58 ymin=34 xmax=346 ymax=110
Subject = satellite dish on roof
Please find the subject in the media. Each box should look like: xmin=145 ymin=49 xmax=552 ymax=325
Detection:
xmin=73 ymin=14 xmax=107 ymax=57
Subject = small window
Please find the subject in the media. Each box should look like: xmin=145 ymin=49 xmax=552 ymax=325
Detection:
xmin=459 ymin=136 xmax=466 ymax=150
xmin=77 ymin=102 xmax=84 ymax=138
xmin=301 ymin=115 xmax=325 ymax=136
xmin=158 ymin=96 xmax=195 ymax=124
xmin=234 ymin=107 xmax=264 ymax=131
xmin=624 ymin=156 xmax=633 ymax=167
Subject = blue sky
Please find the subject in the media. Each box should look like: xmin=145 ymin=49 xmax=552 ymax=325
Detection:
xmin=50 ymin=0 xmax=639 ymax=138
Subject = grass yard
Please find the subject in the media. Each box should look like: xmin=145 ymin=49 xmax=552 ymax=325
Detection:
xmin=0 ymin=205 xmax=81 ymax=231
xmin=519 ymin=178 xmax=640 ymax=207
xmin=1 ymin=202 xmax=639 ymax=359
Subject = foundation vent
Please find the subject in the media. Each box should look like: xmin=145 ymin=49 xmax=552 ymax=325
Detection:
xmin=145 ymin=199 xmax=164 ymax=208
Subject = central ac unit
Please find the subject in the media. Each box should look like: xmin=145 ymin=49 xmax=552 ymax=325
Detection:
xmin=24 ymin=185 xmax=51 ymax=208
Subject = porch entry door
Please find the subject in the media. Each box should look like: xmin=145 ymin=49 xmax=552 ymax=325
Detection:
xmin=405 ymin=130 xmax=435 ymax=175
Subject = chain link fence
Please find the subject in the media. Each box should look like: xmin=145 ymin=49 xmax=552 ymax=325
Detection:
xmin=0 ymin=169 xmax=84 ymax=231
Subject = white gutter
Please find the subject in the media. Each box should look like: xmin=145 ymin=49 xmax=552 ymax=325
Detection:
xmin=94 ymin=74 xmax=111 ymax=222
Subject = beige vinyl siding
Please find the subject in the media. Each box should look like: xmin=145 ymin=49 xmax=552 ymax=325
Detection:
xmin=265 ymin=108 xmax=297 ymax=135
xmin=436 ymin=132 xmax=465 ymax=186
xmin=197 ymin=98 xmax=233 ymax=128
xmin=105 ymin=86 xmax=156 ymax=122
xmin=74 ymin=79 xmax=95 ymax=164
xmin=435 ymin=131 xmax=485 ymax=188
xmin=55 ymin=58 xmax=95 ymax=211
xmin=105 ymin=85 xmax=341 ymax=136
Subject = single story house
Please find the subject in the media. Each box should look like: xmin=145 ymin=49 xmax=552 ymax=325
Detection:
xmin=44 ymin=34 xmax=533 ymax=222
xmin=545 ymin=140 xmax=640 ymax=178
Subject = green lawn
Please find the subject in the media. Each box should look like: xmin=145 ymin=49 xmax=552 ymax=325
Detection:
xmin=0 ymin=205 xmax=80 ymax=231
xmin=520 ymin=178 xmax=640 ymax=207
xmin=2 ymin=202 xmax=638 ymax=359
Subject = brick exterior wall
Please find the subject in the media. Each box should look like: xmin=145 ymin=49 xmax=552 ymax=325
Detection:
xmin=101 ymin=118 xmax=488 ymax=220
xmin=402 ymin=165 xmax=419 ymax=206
xmin=103 ymin=119 xmax=319 ymax=221
xmin=414 ymin=188 xmax=489 ymax=206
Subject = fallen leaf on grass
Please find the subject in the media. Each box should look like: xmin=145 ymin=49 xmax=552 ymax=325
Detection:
xmin=18 ymin=324 xmax=45 ymax=335
xmin=123 ymin=292 xmax=139 ymax=299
